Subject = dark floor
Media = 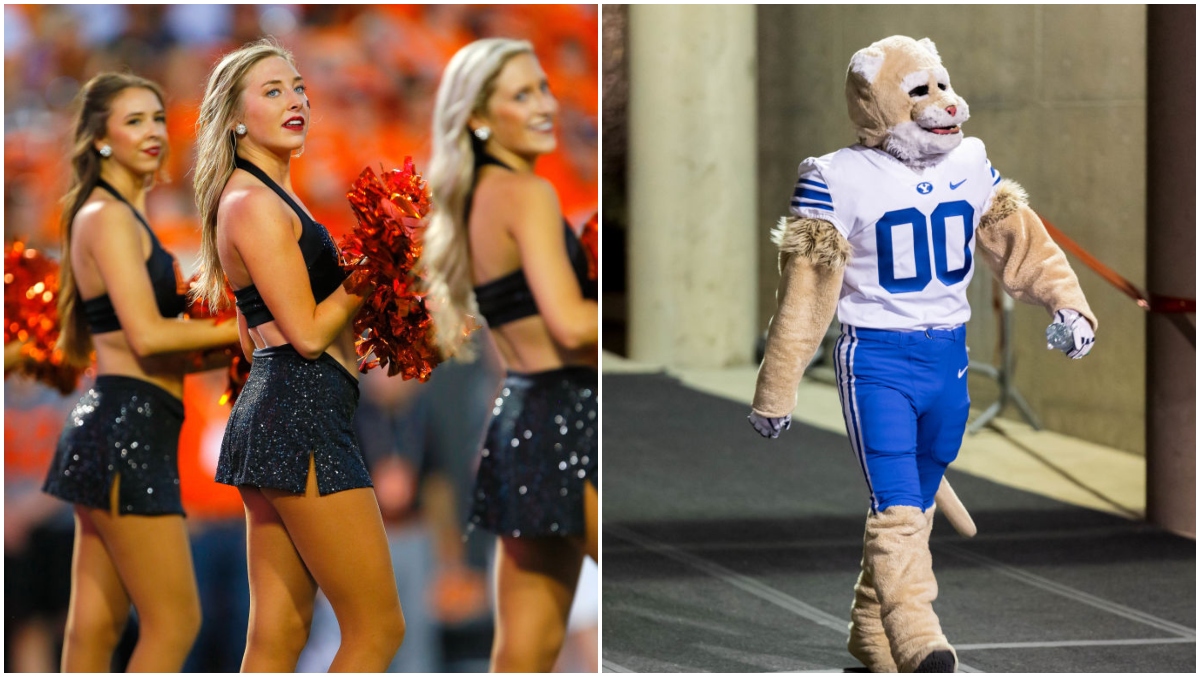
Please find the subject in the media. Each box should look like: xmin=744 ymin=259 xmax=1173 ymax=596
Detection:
xmin=601 ymin=373 xmax=1196 ymax=673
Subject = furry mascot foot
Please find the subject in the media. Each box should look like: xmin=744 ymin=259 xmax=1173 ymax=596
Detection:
xmin=850 ymin=479 xmax=971 ymax=672
xmin=865 ymin=505 xmax=958 ymax=673
xmin=914 ymin=650 xmax=957 ymax=673
xmin=848 ymin=546 xmax=898 ymax=672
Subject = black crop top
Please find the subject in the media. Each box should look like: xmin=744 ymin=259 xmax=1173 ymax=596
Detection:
xmin=81 ymin=179 xmax=187 ymax=334
xmin=230 ymin=157 xmax=347 ymax=328
xmin=468 ymin=154 xmax=598 ymax=328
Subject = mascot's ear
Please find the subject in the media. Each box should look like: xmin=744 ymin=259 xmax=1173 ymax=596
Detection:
xmin=849 ymin=46 xmax=885 ymax=84
xmin=917 ymin=37 xmax=940 ymax=59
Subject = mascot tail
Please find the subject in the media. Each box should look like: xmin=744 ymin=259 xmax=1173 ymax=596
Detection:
xmin=934 ymin=477 xmax=976 ymax=537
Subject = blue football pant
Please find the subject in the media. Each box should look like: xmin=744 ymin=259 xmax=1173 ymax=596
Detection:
xmin=834 ymin=324 xmax=970 ymax=512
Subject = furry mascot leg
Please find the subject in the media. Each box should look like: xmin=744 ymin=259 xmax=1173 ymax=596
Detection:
xmin=865 ymin=505 xmax=957 ymax=673
xmin=848 ymin=520 xmax=898 ymax=672
xmin=851 ymin=479 xmax=971 ymax=672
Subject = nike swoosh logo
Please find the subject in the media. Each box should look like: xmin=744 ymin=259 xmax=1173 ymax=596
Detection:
xmin=958 ymin=366 xmax=969 ymax=378
xmin=950 ymin=179 xmax=967 ymax=190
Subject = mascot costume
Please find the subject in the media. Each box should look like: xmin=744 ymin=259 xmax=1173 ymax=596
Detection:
xmin=749 ymin=36 xmax=1096 ymax=672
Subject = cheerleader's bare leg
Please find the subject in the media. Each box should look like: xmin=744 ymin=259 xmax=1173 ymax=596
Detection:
xmin=241 ymin=454 xmax=405 ymax=672
xmin=64 ymin=481 xmax=201 ymax=672
xmin=583 ymin=480 xmax=598 ymax=562
xmin=238 ymin=485 xmax=317 ymax=672
xmin=490 ymin=536 xmax=585 ymax=673
xmin=61 ymin=508 xmax=130 ymax=672
xmin=489 ymin=467 xmax=596 ymax=672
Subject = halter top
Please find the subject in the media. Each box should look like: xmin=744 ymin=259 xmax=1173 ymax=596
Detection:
xmin=468 ymin=154 xmax=597 ymax=328
xmin=230 ymin=157 xmax=346 ymax=328
xmin=81 ymin=179 xmax=187 ymax=334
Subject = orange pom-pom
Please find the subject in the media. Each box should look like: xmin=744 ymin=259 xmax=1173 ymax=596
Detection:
xmin=341 ymin=158 xmax=453 ymax=381
xmin=3 ymin=241 xmax=83 ymax=394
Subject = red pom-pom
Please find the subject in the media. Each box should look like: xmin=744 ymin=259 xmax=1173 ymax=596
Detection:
xmin=182 ymin=273 xmax=245 ymax=405
xmin=580 ymin=212 xmax=598 ymax=281
xmin=3 ymin=241 xmax=84 ymax=394
xmin=341 ymin=158 xmax=447 ymax=381
xmin=183 ymin=273 xmax=237 ymax=326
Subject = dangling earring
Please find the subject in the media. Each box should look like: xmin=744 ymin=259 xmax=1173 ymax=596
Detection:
xmin=98 ymin=145 xmax=113 ymax=158
xmin=235 ymin=123 xmax=247 ymax=136
xmin=291 ymin=145 xmax=305 ymax=159
xmin=473 ymin=126 xmax=491 ymax=142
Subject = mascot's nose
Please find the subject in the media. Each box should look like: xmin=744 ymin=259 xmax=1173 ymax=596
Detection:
xmin=946 ymin=105 xmax=958 ymax=117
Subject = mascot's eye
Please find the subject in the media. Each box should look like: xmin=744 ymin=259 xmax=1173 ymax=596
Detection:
xmin=908 ymin=85 xmax=929 ymax=97
xmin=937 ymin=83 xmax=947 ymax=91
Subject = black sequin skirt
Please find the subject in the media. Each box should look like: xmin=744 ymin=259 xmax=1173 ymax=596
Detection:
xmin=43 ymin=375 xmax=186 ymax=515
xmin=216 ymin=344 xmax=371 ymax=495
xmin=469 ymin=366 xmax=597 ymax=538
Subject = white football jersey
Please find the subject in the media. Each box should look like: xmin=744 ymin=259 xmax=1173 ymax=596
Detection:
xmin=789 ymin=137 xmax=1001 ymax=331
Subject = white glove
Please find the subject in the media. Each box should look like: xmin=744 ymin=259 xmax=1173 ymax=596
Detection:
xmin=1047 ymin=309 xmax=1095 ymax=359
xmin=748 ymin=411 xmax=791 ymax=439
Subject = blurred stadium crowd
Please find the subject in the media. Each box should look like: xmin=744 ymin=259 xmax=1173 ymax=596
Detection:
xmin=3 ymin=4 xmax=597 ymax=672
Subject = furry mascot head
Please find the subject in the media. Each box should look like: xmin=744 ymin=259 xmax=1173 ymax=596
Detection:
xmin=845 ymin=36 xmax=970 ymax=168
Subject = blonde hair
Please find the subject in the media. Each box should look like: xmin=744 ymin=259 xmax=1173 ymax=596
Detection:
xmin=192 ymin=37 xmax=297 ymax=310
xmin=422 ymin=38 xmax=534 ymax=360
xmin=57 ymin=72 xmax=168 ymax=366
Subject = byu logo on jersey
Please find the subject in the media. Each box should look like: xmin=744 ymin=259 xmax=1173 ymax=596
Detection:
xmin=916 ymin=182 xmax=933 ymax=194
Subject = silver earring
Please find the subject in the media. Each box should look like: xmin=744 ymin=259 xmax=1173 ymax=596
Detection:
xmin=98 ymin=145 xmax=113 ymax=158
xmin=291 ymin=145 xmax=305 ymax=159
xmin=235 ymin=123 xmax=247 ymax=136
xmin=473 ymin=127 xmax=491 ymax=142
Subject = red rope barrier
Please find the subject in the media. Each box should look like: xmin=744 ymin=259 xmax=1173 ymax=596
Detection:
xmin=1037 ymin=213 xmax=1196 ymax=314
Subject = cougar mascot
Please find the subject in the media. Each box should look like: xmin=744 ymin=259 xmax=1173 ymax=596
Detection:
xmin=748 ymin=36 xmax=1096 ymax=672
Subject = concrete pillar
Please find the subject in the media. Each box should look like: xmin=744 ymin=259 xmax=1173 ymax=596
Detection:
xmin=627 ymin=5 xmax=757 ymax=367
xmin=1145 ymin=5 xmax=1196 ymax=538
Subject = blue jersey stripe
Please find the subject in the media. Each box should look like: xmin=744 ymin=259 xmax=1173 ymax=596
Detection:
xmin=992 ymin=173 xmax=1002 ymax=186
xmin=798 ymin=178 xmax=828 ymax=190
xmin=793 ymin=200 xmax=835 ymax=212
xmin=793 ymin=187 xmax=833 ymax=204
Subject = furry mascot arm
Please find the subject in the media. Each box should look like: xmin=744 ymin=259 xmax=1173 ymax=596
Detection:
xmin=976 ymin=179 xmax=1097 ymax=330
xmin=751 ymin=216 xmax=849 ymax=418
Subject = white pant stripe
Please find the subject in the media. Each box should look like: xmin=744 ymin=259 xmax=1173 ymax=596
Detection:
xmin=837 ymin=325 xmax=877 ymax=510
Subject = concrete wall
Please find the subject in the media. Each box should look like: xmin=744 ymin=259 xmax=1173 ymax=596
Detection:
xmin=757 ymin=5 xmax=1148 ymax=454
xmin=627 ymin=5 xmax=758 ymax=368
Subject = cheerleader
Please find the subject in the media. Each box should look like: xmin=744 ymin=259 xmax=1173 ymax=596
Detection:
xmin=423 ymin=38 xmax=599 ymax=672
xmin=190 ymin=39 xmax=404 ymax=671
xmin=44 ymin=72 xmax=239 ymax=671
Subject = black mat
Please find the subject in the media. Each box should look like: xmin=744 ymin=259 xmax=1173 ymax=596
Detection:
xmin=601 ymin=372 xmax=1196 ymax=673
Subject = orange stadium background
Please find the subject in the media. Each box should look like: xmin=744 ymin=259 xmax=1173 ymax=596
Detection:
xmin=4 ymin=4 xmax=597 ymax=673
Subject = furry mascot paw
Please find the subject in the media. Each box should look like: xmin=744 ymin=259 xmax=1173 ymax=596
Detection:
xmin=1047 ymin=308 xmax=1095 ymax=359
xmin=748 ymin=411 xmax=792 ymax=438
xmin=752 ymin=35 xmax=1093 ymax=673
